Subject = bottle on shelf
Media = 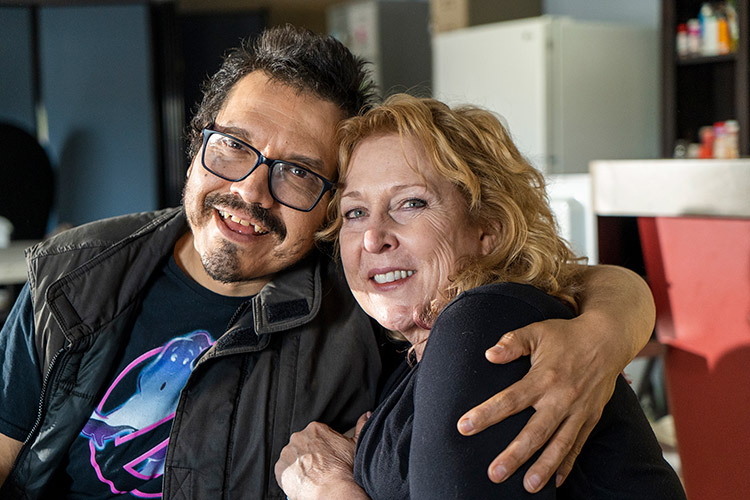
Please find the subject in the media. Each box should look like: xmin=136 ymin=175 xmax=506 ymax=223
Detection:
xmin=681 ymin=121 xmax=741 ymax=159
xmin=718 ymin=14 xmax=731 ymax=53
xmin=722 ymin=120 xmax=740 ymax=159
xmin=713 ymin=121 xmax=727 ymax=158
xmin=726 ymin=0 xmax=740 ymax=51
xmin=700 ymin=3 xmax=720 ymax=56
xmin=687 ymin=18 xmax=702 ymax=55
xmin=678 ymin=1 xmax=740 ymax=58
xmin=699 ymin=126 xmax=715 ymax=158
xmin=677 ymin=23 xmax=690 ymax=57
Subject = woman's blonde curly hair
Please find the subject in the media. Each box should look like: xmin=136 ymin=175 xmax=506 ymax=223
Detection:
xmin=318 ymin=94 xmax=583 ymax=311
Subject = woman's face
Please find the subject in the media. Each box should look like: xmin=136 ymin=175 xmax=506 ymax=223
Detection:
xmin=339 ymin=133 xmax=492 ymax=339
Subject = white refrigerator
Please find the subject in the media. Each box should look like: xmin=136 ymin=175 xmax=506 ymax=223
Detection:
xmin=432 ymin=16 xmax=660 ymax=262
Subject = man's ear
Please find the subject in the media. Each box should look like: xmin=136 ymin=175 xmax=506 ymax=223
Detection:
xmin=478 ymin=221 xmax=500 ymax=257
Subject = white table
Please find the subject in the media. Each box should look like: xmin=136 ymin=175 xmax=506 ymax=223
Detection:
xmin=0 ymin=240 xmax=39 ymax=286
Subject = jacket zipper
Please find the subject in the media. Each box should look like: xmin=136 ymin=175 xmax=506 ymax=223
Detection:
xmin=8 ymin=346 xmax=67 ymax=479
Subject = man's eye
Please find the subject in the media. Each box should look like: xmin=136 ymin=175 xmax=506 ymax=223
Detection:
xmin=289 ymin=165 xmax=310 ymax=179
xmin=343 ymin=208 xmax=366 ymax=220
xmin=219 ymin=137 xmax=245 ymax=151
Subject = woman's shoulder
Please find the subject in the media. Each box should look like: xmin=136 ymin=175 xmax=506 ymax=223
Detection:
xmin=422 ymin=283 xmax=570 ymax=370
xmin=437 ymin=282 xmax=574 ymax=329
xmin=411 ymin=284 xmax=561 ymax=498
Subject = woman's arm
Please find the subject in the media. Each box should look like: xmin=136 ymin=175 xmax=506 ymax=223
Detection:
xmin=274 ymin=418 xmax=371 ymax=500
xmin=411 ymin=286 xmax=562 ymax=499
xmin=457 ymin=264 xmax=655 ymax=491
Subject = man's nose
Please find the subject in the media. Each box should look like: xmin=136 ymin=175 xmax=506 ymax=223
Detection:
xmin=229 ymin=164 xmax=275 ymax=208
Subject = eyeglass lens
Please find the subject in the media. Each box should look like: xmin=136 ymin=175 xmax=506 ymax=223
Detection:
xmin=203 ymin=131 xmax=328 ymax=211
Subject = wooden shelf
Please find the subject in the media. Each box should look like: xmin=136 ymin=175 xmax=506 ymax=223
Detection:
xmin=676 ymin=52 xmax=737 ymax=65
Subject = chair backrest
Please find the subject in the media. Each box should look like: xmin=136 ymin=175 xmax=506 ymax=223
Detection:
xmin=0 ymin=123 xmax=54 ymax=240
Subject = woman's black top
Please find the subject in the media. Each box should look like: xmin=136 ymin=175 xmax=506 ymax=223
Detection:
xmin=353 ymin=283 xmax=686 ymax=499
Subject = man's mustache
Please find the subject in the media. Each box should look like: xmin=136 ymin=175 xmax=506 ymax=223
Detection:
xmin=204 ymin=193 xmax=287 ymax=240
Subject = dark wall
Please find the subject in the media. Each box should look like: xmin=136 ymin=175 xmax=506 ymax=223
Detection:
xmin=0 ymin=8 xmax=36 ymax=134
xmin=0 ymin=3 xmax=266 ymax=232
xmin=40 ymin=4 xmax=160 ymax=228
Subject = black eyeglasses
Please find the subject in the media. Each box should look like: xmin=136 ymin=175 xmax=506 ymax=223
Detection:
xmin=200 ymin=128 xmax=335 ymax=212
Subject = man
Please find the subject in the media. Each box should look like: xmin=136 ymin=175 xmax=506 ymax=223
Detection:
xmin=0 ymin=25 xmax=655 ymax=498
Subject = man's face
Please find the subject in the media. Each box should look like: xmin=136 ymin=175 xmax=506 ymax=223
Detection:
xmin=181 ymin=71 xmax=343 ymax=295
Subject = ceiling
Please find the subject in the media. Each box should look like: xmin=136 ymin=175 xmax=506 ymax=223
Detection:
xmin=3 ymin=0 xmax=354 ymax=33
xmin=3 ymin=0 xmax=345 ymax=9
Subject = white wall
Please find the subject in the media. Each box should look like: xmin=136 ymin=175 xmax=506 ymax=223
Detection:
xmin=544 ymin=0 xmax=660 ymax=27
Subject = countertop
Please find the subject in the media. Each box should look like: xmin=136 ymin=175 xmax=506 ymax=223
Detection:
xmin=590 ymin=159 xmax=750 ymax=218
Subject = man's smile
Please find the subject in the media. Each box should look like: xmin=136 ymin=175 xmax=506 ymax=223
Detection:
xmin=217 ymin=209 xmax=269 ymax=235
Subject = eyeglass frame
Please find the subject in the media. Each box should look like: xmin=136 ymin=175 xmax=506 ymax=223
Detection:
xmin=200 ymin=126 xmax=336 ymax=212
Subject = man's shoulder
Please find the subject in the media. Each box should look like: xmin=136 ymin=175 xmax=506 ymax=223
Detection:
xmin=30 ymin=208 xmax=184 ymax=258
xmin=24 ymin=208 xmax=186 ymax=300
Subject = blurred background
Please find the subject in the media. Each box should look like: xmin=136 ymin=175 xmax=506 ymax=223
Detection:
xmin=2 ymin=2 xmax=749 ymax=499
xmin=0 ymin=0 xmax=659 ymax=231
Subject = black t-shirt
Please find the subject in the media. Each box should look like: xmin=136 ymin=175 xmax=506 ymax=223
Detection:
xmin=0 ymin=256 xmax=251 ymax=498
xmin=353 ymin=283 xmax=686 ymax=500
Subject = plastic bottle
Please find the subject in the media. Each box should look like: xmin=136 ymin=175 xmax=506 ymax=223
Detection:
xmin=699 ymin=126 xmax=715 ymax=159
xmin=687 ymin=18 xmax=702 ymax=55
xmin=713 ymin=121 xmax=726 ymax=158
xmin=700 ymin=3 xmax=719 ymax=56
xmin=726 ymin=0 xmax=740 ymax=52
xmin=724 ymin=120 xmax=740 ymax=159
xmin=677 ymin=23 xmax=690 ymax=57
xmin=687 ymin=142 xmax=702 ymax=159
xmin=718 ymin=15 xmax=731 ymax=54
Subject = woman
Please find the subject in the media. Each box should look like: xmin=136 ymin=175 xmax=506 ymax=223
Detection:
xmin=276 ymin=95 xmax=686 ymax=499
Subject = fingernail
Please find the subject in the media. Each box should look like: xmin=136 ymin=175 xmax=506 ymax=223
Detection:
xmin=526 ymin=474 xmax=541 ymax=491
xmin=487 ymin=345 xmax=504 ymax=356
xmin=492 ymin=464 xmax=508 ymax=482
xmin=556 ymin=473 xmax=564 ymax=487
xmin=458 ymin=418 xmax=474 ymax=434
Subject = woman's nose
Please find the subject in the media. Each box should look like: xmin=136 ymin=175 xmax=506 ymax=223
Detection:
xmin=362 ymin=223 xmax=398 ymax=254
xmin=229 ymin=164 xmax=275 ymax=208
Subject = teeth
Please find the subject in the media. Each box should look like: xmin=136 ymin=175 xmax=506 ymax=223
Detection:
xmin=373 ymin=270 xmax=414 ymax=284
xmin=218 ymin=210 xmax=267 ymax=234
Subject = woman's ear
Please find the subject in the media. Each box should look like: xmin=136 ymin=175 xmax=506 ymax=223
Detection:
xmin=478 ymin=221 xmax=500 ymax=257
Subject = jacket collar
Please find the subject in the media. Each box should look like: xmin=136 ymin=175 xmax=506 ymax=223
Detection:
xmin=252 ymin=252 xmax=322 ymax=334
xmin=39 ymin=208 xmax=324 ymax=343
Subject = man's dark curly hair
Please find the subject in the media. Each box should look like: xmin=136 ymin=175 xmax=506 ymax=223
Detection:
xmin=186 ymin=24 xmax=377 ymax=160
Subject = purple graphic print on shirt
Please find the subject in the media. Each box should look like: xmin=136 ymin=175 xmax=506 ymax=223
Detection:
xmin=80 ymin=330 xmax=214 ymax=497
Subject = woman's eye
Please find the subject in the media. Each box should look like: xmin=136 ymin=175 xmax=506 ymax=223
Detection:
xmin=343 ymin=208 xmax=366 ymax=220
xmin=402 ymin=198 xmax=427 ymax=209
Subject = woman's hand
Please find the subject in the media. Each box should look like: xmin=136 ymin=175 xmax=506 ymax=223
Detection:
xmin=456 ymin=264 xmax=655 ymax=493
xmin=275 ymin=414 xmax=371 ymax=500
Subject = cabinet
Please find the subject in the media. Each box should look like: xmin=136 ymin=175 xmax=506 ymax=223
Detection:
xmin=327 ymin=1 xmax=431 ymax=96
xmin=662 ymin=0 xmax=749 ymax=157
